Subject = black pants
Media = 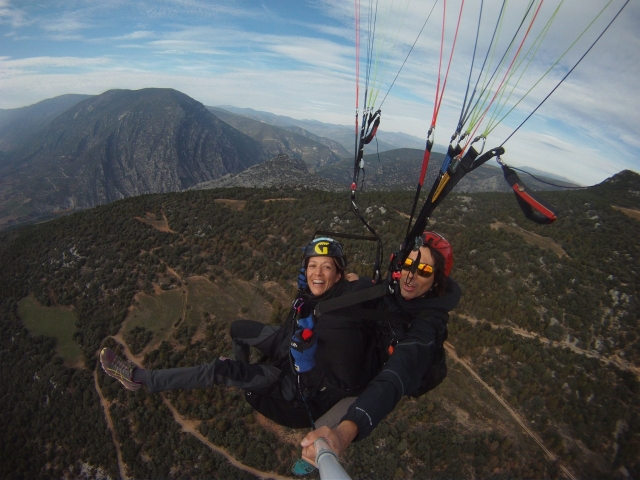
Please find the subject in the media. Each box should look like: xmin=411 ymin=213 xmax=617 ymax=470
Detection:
xmin=142 ymin=320 xmax=317 ymax=428
xmin=230 ymin=319 xmax=281 ymax=363
xmin=143 ymin=320 xmax=281 ymax=393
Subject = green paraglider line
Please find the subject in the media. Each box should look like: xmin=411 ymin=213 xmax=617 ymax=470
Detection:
xmin=466 ymin=0 xmax=538 ymax=135
xmin=484 ymin=0 xmax=617 ymax=138
xmin=499 ymin=0 xmax=631 ymax=147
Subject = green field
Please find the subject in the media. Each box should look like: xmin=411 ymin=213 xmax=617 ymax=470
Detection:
xmin=185 ymin=276 xmax=273 ymax=329
xmin=124 ymin=288 xmax=184 ymax=350
xmin=17 ymin=295 xmax=84 ymax=367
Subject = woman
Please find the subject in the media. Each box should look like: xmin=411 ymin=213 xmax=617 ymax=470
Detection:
xmin=301 ymin=231 xmax=462 ymax=463
xmin=100 ymin=237 xmax=384 ymax=429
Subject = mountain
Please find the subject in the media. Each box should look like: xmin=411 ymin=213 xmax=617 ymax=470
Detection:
xmin=278 ymin=125 xmax=350 ymax=158
xmin=0 ymin=94 xmax=93 ymax=151
xmin=0 ymin=91 xmax=587 ymax=233
xmin=215 ymin=105 xmax=425 ymax=153
xmin=207 ymin=106 xmax=347 ymax=168
xmin=315 ymin=148 xmax=575 ymax=193
xmin=517 ymin=166 xmax=581 ymax=186
xmin=0 ymin=89 xmax=269 ymax=229
xmin=212 ymin=106 xmax=581 ymax=189
xmin=190 ymin=154 xmax=345 ymax=192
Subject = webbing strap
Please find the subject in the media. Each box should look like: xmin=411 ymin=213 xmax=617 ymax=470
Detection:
xmin=314 ymin=282 xmax=389 ymax=318
xmin=502 ymin=165 xmax=557 ymax=224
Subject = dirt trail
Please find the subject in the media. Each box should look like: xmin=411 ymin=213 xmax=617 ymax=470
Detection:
xmin=445 ymin=342 xmax=576 ymax=480
xmin=458 ymin=314 xmax=640 ymax=378
xmin=105 ymin=336 xmax=293 ymax=479
xmin=612 ymin=205 xmax=640 ymax=221
xmin=134 ymin=210 xmax=176 ymax=233
xmin=166 ymin=265 xmax=188 ymax=327
xmin=160 ymin=395 xmax=292 ymax=480
xmin=94 ymin=368 xmax=128 ymax=480
xmin=490 ymin=221 xmax=567 ymax=257
xmin=117 ymin=266 xmax=188 ymax=360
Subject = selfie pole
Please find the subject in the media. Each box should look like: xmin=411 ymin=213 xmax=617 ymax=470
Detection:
xmin=315 ymin=438 xmax=352 ymax=480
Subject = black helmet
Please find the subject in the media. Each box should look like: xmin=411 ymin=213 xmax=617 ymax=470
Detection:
xmin=301 ymin=237 xmax=347 ymax=269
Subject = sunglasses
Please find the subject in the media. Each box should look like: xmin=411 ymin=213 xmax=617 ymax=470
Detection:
xmin=402 ymin=257 xmax=435 ymax=278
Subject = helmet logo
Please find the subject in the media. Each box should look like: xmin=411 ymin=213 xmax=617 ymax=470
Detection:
xmin=314 ymin=241 xmax=330 ymax=255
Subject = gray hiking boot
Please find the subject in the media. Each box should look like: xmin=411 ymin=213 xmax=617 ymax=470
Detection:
xmin=100 ymin=347 xmax=141 ymax=391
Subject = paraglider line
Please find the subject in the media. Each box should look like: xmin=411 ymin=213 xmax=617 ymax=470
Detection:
xmin=500 ymin=0 xmax=631 ymax=147
xmin=380 ymin=0 xmax=439 ymax=109
xmin=507 ymin=166 xmax=587 ymax=189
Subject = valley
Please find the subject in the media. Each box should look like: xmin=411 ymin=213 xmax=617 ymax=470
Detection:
xmin=1 ymin=176 xmax=638 ymax=478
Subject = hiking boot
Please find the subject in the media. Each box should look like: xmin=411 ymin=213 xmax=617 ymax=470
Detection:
xmin=291 ymin=459 xmax=316 ymax=476
xmin=100 ymin=348 xmax=141 ymax=391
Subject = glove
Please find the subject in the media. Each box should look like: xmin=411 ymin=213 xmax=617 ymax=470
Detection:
xmin=290 ymin=328 xmax=317 ymax=373
xmin=297 ymin=268 xmax=308 ymax=290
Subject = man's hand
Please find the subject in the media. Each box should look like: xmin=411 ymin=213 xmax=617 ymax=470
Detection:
xmin=346 ymin=273 xmax=359 ymax=282
xmin=300 ymin=421 xmax=358 ymax=466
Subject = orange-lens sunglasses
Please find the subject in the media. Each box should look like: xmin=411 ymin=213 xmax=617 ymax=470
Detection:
xmin=401 ymin=257 xmax=435 ymax=278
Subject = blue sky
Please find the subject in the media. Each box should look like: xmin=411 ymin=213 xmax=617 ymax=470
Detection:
xmin=1 ymin=0 xmax=638 ymax=185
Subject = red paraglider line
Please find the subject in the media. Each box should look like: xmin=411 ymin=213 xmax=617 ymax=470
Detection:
xmin=354 ymin=0 xmax=360 ymax=149
xmin=419 ymin=0 xmax=464 ymax=186
xmin=463 ymin=0 xmax=544 ymax=152
xmin=432 ymin=0 xmax=465 ymax=126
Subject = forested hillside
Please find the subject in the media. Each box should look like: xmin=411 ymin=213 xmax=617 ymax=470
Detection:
xmin=0 ymin=171 xmax=638 ymax=479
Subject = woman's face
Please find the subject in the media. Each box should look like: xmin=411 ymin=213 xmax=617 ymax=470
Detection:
xmin=400 ymin=246 xmax=435 ymax=300
xmin=306 ymin=256 xmax=342 ymax=296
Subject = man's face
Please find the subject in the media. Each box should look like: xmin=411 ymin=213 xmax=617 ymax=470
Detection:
xmin=399 ymin=246 xmax=435 ymax=300
xmin=306 ymin=256 xmax=342 ymax=296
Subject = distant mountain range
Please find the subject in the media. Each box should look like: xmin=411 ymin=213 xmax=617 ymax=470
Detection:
xmin=0 ymin=94 xmax=93 ymax=150
xmin=0 ymin=89 xmax=582 ymax=230
xmin=213 ymin=105 xmax=426 ymax=153
xmin=205 ymin=106 xmax=346 ymax=169
xmin=190 ymin=154 xmax=345 ymax=192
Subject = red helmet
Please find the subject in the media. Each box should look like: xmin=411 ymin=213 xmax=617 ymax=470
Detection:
xmin=420 ymin=231 xmax=453 ymax=277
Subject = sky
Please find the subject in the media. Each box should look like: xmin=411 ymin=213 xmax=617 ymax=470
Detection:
xmin=0 ymin=0 xmax=638 ymax=185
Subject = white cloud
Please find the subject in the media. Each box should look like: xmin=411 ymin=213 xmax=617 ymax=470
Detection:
xmin=0 ymin=56 xmax=111 ymax=69
xmin=0 ymin=0 xmax=637 ymax=184
xmin=110 ymin=30 xmax=155 ymax=41
xmin=0 ymin=0 xmax=27 ymax=28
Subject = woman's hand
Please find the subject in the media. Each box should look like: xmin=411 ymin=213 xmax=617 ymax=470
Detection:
xmin=300 ymin=421 xmax=359 ymax=466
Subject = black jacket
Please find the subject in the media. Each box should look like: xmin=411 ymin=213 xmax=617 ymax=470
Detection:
xmin=341 ymin=277 xmax=462 ymax=439
xmin=246 ymin=278 xmax=383 ymax=428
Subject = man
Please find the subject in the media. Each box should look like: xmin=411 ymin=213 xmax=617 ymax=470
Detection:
xmin=300 ymin=231 xmax=461 ymax=463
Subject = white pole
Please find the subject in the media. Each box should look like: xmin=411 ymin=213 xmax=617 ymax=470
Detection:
xmin=314 ymin=438 xmax=352 ymax=480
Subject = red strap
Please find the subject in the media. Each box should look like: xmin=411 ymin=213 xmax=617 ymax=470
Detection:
xmin=512 ymin=183 xmax=557 ymax=221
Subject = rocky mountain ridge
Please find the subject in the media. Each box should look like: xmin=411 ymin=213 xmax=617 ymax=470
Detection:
xmin=316 ymin=148 xmax=578 ymax=193
xmin=190 ymin=154 xmax=345 ymax=192
xmin=214 ymin=104 xmax=426 ymax=153
xmin=0 ymin=94 xmax=92 ymax=151
xmin=0 ymin=88 xmax=269 ymax=228
xmin=0 ymin=89 xmax=596 ymax=232
xmin=207 ymin=107 xmax=348 ymax=168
